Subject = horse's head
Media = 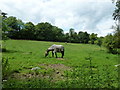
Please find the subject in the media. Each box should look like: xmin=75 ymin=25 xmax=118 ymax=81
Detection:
xmin=45 ymin=49 xmax=49 ymax=57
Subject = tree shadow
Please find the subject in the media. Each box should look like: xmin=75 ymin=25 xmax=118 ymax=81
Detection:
xmin=1 ymin=48 xmax=22 ymax=53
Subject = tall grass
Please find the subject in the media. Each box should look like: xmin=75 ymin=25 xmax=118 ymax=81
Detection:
xmin=2 ymin=57 xmax=11 ymax=80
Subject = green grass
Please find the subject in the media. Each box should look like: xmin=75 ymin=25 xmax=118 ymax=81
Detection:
xmin=2 ymin=40 xmax=118 ymax=88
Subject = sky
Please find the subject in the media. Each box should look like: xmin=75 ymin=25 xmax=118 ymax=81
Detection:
xmin=0 ymin=0 xmax=116 ymax=36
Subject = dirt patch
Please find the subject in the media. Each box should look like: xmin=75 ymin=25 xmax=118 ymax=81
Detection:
xmin=10 ymin=73 xmax=43 ymax=80
xmin=49 ymin=64 xmax=70 ymax=70
xmin=39 ymin=63 xmax=71 ymax=81
xmin=56 ymin=58 xmax=65 ymax=60
xmin=10 ymin=64 xmax=71 ymax=82
xmin=39 ymin=63 xmax=71 ymax=70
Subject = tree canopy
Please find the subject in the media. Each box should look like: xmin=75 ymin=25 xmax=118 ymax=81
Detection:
xmin=1 ymin=12 xmax=99 ymax=44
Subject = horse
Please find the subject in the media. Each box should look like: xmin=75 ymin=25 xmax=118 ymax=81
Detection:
xmin=45 ymin=44 xmax=64 ymax=58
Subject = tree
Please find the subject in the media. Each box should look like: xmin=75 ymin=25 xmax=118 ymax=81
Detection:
xmin=113 ymin=0 xmax=120 ymax=22
xmin=72 ymin=32 xmax=79 ymax=43
xmin=103 ymin=34 xmax=117 ymax=54
xmin=21 ymin=22 xmax=35 ymax=39
xmin=4 ymin=16 xmax=20 ymax=39
xmin=113 ymin=0 xmax=120 ymax=49
xmin=89 ymin=33 xmax=98 ymax=44
xmin=78 ymin=31 xmax=90 ymax=43
xmin=4 ymin=16 xmax=18 ymax=30
xmin=1 ymin=12 xmax=7 ymax=19
xmin=1 ymin=11 xmax=9 ymax=51
xmin=35 ymin=22 xmax=53 ymax=41
xmin=78 ymin=31 xmax=84 ymax=43
xmin=68 ymin=28 xmax=80 ymax=43
xmin=52 ymin=26 xmax=64 ymax=42
xmin=69 ymin=28 xmax=75 ymax=43
xmin=83 ymin=32 xmax=90 ymax=43
xmin=114 ymin=26 xmax=120 ymax=48
xmin=102 ymin=0 xmax=120 ymax=54
xmin=94 ymin=37 xmax=104 ymax=47
xmin=112 ymin=0 xmax=120 ymax=53
xmin=1 ymin=11 xmax=8 ymax=41
xmin=64 ymin=33 xmax=70 ymax=42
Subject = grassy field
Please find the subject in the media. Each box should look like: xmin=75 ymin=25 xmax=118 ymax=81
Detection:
xmin=2 ymin=40 xmax=118 ymax=88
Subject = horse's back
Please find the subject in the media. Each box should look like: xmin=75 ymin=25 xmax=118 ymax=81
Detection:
xmin=51 ymin=44 xmax=64 ymax=52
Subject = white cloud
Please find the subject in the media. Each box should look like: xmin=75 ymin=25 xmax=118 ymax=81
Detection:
xmin=0 ymin=0 xmax=116 ymax=36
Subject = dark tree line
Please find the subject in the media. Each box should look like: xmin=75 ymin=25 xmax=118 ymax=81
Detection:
xmin=1 ymin=14 xmax=100 ymax=44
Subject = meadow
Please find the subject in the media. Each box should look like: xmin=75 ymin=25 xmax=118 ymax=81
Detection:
xmin=2 ymin=40 xmax=119 ymax=88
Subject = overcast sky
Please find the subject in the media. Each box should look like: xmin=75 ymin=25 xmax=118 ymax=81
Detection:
xmin=0 ymin=0 xmax=116 ymax=36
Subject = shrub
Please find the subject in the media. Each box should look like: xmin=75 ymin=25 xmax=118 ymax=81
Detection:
xmin=103 ymin=34 xmax=118 ymax=54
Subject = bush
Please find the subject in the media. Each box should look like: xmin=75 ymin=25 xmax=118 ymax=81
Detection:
xmin=103 ymin=34 xmax=118 ymax=54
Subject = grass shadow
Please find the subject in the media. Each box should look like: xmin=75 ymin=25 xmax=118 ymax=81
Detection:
xmin=1 ymin=48 xmax=22 ymax=53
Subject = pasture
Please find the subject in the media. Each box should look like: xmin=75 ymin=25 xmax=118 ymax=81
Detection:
xmin=2 ymin=40 xmax=118 ymax=88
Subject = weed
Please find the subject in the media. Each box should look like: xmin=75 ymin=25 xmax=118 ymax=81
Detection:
xmin=2 ymin=57 xmax=10 ymax=80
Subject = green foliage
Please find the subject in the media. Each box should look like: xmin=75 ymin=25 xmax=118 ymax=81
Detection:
xmin=63 ymin=65 xmax=117 ymax=88
xmin=89 ymin=33 xmax=98 ymax=44
xmin=1 ymin=12 xmax=97 ymax=44
xmin=114 ymin=25 xmax=120 ymax=49
xmin=110 ymin=0 xmax=120 ymax=54
xmin=113 ymin=1 xmax=120 ymax=21
xmin=1 ymin=12 xmax=9 ymax=41
xmin=94 ymin=37 xmax=103 ymax=47
xmin=21 ymin=22 xmax=35 ymax=39
xmin=3 ymin=78 xmax=53 ymax=88
xmin=103 ymin=34 xmax=118 ymax=54
xmin=78 ymin=31 xmax=90 ymax=43
xmin=35 ymin=22 xmax=52 ymax=40
xmin=4 ymin=16 xmax=25 ymax=39
xmin=35 ymin=22 xmax=64 ymax=41
xmin=2 ymin=57 xmax=11 ymax=80
xmin=103 ymin=25 xmax=120 ymax=54
xmin=69 ymin=28 xmax=78 ymax=43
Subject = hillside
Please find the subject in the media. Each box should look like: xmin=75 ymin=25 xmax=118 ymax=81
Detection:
xmin=2 ymin=40 xmax=118 ymax=88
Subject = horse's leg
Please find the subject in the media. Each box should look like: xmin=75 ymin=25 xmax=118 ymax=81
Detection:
xmin=61 ymin=51 xmax=64 ymax=58
xmin=52 ymin=51 xmax=54 ymax=57
xmin=55 ymin=52 xmax=57 ymax=58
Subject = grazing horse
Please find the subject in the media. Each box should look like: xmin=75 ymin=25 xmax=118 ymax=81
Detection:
xmin=45 ymin=44 xmax=64 ymax=58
